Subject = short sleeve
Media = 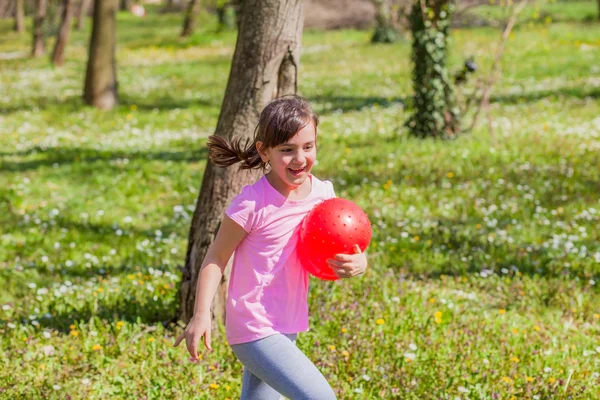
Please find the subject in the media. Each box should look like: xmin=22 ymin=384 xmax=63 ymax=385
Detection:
xmin=325 ymin=180 xmax=336 ymax=199
xmin=225 ymin=186 xmax=256 ymax=233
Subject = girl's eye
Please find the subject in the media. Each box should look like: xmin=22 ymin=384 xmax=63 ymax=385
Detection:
xmin=304 ymin=145 xmax=313 ymax=150
xmin=280 ymin=148 xmax=292 ymax=153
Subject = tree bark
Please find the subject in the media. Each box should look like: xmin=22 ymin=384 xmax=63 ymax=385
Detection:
xmin=14 ymin=0 xmax=24 ymax=32
xmin=51 ymin=0 xmax=75 ymax=66
xmin=32 ymin=0 xmax=47 ymax=57
xmin=83 ymin=0 xmax=118 ymax=110
xmin=178 ymin=0 xmax=305 ymax=325
xmin=180 ymin=0 xmax=201 ymax=37
xmin=76 ymin=0 xmax=92 ymax=30
xmin=371 ymin=0 xmax=397 ymax=43
xmin=407 ymin=0 xmax=459 ymax=138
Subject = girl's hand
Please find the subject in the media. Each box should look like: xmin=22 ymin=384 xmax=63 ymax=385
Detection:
xmin=327 ymin=244 xmax=368 ymax=279
xmin=173 ymin=313 xmax=212 ymax=361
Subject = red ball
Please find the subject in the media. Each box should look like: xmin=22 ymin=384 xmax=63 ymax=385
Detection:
xmin=298 ymin=198 xmax=372 ymax=280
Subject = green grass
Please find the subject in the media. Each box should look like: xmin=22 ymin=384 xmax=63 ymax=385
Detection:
xmin=1 ymin=3 xmax=600 ymax=399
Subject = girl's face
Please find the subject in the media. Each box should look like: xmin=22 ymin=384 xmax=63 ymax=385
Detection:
xmin=257 ymin=122 xmax=317 ymax=192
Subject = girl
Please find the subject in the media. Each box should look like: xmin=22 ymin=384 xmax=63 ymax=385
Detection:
xmin=174 ymin=95 xmax=368 ymax=400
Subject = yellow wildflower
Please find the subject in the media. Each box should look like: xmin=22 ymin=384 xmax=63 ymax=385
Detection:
xmin=70 ymin=330 xmax=79 ymax=337
xmin=429 ymin=298 xmax=436 ymax=304
xmin=534 ymin=325 xmax=541 ymax=331
xmin=341 ymin=327 xmax=347 ymax=333
xmin=501 ymin=376 xmax=513 ymax=384
xmin=526 ymin=376 xmax=534 ymax=382
xmin=593 ymin=313 xmax=599 ymax=319
xmin=69 ymin=324 xmax=76 ymax=330
xmin=209 ymin=383 xmax=219 ymax=389
xmin=549 ymin=377 xmax=556 ymax=383
xmin=376 ymin=319 xmax=385 ymax=325
xmin=447 ymin=172 xmax=454 ymax=178
xmin=328 ymin=345 xmax=336 ymax=351
xmin=91 ymin=344 xmax=103 ymax=351
xmin=498 ymin=309 xmax=506 ymax=315
xmin=147 ymin=337 xmax=155 ymax=343
xmin=510 ymin=357 xmax=519 ymax=363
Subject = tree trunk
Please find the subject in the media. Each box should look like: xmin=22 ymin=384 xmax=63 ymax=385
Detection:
xmin=371 ymin=0 xmax=397 ymax=43
xmin=76 ymin=0 xmax=92 ymax=30
xmin=120 ymin=0 xmax=129 ymax=11
xmin=180 ymin=0 xmax=201 ymax=37
xmin=51 ymin=0 xmax=75 ymax=66
xmin=14 ymin=0 xmax=24 ymax=32
xmin=83 ymin=0 xmax=118 ymax=110
xmin=32 ymin=0 xmax=47 ymax=57
xmin=177 ymin=0 xmax=305 ymax=325
xmin=407 ymin=0 xmax=460 ymax=138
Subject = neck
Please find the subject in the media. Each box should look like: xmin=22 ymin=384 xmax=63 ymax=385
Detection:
xmin=265 ymin=172 xmax=311 ymax=200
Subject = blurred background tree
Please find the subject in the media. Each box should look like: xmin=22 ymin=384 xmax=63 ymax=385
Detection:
xmin=83 ymin=0 xmax=119 ymax=109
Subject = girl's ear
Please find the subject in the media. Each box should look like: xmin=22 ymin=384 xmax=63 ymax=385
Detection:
xmin=256 ymin=141 xmax=268 ymax=163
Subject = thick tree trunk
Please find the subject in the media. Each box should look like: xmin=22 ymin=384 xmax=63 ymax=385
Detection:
xmin=178 ymin=0 xmax=305 ymax=325
xmin=51 ymin=0 xmax=75 ymax=66
xmin=32 ymin=0 xmax=47 ymax=57
xmin=83 ymin=0 xmax=118 ymax=110
xmin=76 ymin=0 xmax=92 ymax=30
xmin=180 ymin=0 xmax=201 ymax=38
xmin=14 ymin=0 xmax=24 ymax=32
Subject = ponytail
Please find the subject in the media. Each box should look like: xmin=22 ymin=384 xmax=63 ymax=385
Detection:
xmin=207 ymin=135 xmax=264 ymax=170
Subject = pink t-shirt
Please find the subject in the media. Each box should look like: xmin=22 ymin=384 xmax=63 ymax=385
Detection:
xmin=224 ymin=174 xmax=336 ymax=345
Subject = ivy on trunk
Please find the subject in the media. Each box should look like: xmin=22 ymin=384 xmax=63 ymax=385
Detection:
xmin=407 ymin=0 xmax=460 ymax=139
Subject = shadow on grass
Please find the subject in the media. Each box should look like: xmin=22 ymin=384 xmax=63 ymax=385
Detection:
xmin=36 ymin=290 xmax=178 ymax=332
xmin=387 ymin=215 xmax=600 ymax=282
xmin=312 ymin=95 xmax=407 ymax=114
xmin=490 ymin=85 xmax=600 ymax=105
xmin=0 ymin=94 xmax=218 ymax=115
xmin=0 ymin=146 xmax=209 ymax=172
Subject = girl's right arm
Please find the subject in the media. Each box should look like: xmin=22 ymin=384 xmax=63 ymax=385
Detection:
xmin=173 ymin=215 xmax=247 ymax=360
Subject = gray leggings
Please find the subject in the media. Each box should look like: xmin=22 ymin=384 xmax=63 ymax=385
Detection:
xmin=230 ymin=333 xmax=337 ymax=400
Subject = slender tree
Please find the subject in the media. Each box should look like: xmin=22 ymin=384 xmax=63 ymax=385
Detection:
xmin=14 ymin=0 xmax=24 ymax=32
xmin=75 ymin=0 xmax=92 ymax=30
xmin=371 ymin=0 xmax=397 ymax=43
xmin=120 ymin=0 xmax=130 ymax=11
xmin=178 ymin=0 xmax=304 ymax=325
xmin=83 ymin=0 xmax=118 ymax=110
xmin=32 ymin=0 xmax=47 ymax=57
xmin=406 ymin=0 xmax=459 ymax=138
xmin=181 ymin=0 xmax=201 ymax=37
xmin=51 ymin=0 xmax=75 ymax=66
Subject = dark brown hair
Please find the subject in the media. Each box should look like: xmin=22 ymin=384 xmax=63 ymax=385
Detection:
xmin=207 ymin=95 xmax=319 ymax=170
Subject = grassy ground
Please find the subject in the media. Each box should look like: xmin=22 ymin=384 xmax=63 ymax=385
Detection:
xmin=1 ymin=2 xmax=600 ymax=399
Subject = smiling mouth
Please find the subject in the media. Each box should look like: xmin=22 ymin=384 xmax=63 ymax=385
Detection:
xmin=288 ymin=166 xmax=307 ymax=175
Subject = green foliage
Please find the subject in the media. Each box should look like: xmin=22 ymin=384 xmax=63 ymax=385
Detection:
xmin=1 ymin=4 xmax=600 ymax=398
xmin=407 ymin=0 xmax=460 ymax=138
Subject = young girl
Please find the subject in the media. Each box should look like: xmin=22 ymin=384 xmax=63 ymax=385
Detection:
xmin=174 ymin=95 xmax=368 ymax=400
